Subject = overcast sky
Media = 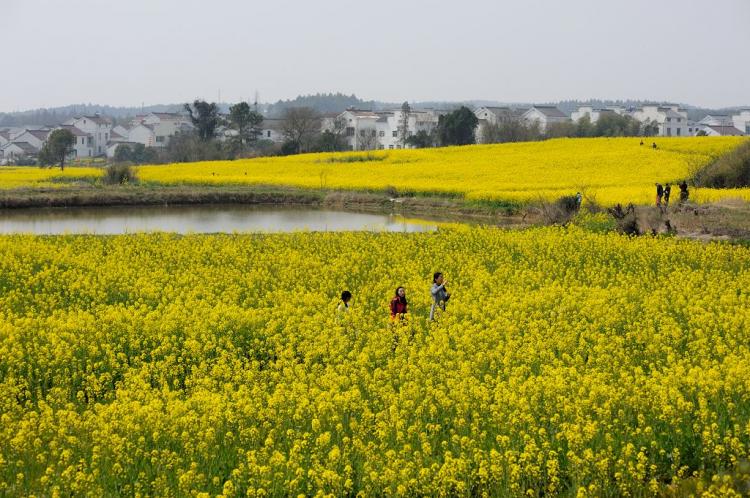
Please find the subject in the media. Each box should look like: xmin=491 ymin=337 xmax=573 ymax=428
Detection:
xmin=1 ymin=0 xmax=748 ymax=112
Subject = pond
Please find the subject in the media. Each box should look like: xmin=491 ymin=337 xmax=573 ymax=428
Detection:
xmin=0 ymin=205 xmax=438 ymax=235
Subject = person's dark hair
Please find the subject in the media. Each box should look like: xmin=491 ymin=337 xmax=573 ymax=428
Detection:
xmin=395 ymin=286 xmax=407 ymax=305
xmin=433 ymin=272 xmax=443 ymax=283
xmin=341 ymin=290 xmax=352 ymax=302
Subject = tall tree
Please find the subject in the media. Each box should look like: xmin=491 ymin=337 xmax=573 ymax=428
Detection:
xmin=184 ymin=100 xmax=220 ymax=141
xmin=39 ymin=129 xmax=75 ymax=170
xmin=228 ymin=102 xmax=264 ymax=152
xmin=437 ymin=106 xmax=479 ymax=146
xmin=398 ymin=101 xmax=411 ymax=147
xmin=280 ymin=107 xmax=321 ymax=154
xmin=316 ymin=116 xmax=349 ymax=152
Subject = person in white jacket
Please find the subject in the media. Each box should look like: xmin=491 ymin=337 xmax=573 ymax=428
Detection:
xmin=430 ymin=272 xmax=451 ymax=321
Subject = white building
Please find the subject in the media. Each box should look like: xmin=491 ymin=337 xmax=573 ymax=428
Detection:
xmin=258 ymin=118 xmax=285 ymax=143
xmin=699 ymin=124 xmax=745 ymax=137
xmin=128 ymin=124 xmax=157 ymax=147
xmin=632 ymin=105 xmax=689 ymax=137
xmin=137 ymin=112 xmax=192 ymax=146
xmin=521 ymin=105 xmax=569 ymax=132
xmin=699 ymin=115 xmax=735 ymax=127
xmin=570 ymin=105 xmax=626 ymax=124
xmin=106 ymin=141 xmax=141 ymax=159
xmin=57 ymin=124 xmax=94 ymax=158
xmin=66 ymin=115 xmax=112 ymax=156
xmin=732 ymin=110 xmax=750 ymax=135
xmin=0 ymin=130 xmax=12 ymax=147
xmin=335 ymin=108 xmax=441 ymax=151
xmin=0 ymin=142 xmax=38 ymax=162
xmin=12 ymin=129 xmax=50 ymax=150
xmin=339 ymin=109 xmax=379 ymax=150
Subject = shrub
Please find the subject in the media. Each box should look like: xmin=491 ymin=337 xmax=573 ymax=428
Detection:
xmin=694 ymin=140 xmax=750 ymax=188
xmin=103 ymin=164 xmax=138 ymax=185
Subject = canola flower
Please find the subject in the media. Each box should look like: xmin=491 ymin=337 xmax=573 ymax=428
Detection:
xmin=133 ymin=137 xmax=750 ymax=205
xmin=1 ymin=227 xmax=749 ymax=496
xmin=0 ymin=166 xmax=100 ymax=189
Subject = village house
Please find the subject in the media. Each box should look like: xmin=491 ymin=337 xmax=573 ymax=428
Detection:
xmin=339 ymin=109 xmax=379 ymax=150
xmin=632 ymin=105 xmax=689 ymax=137
xmin=106 ymin=141 xmax=141 ymax=158
xmin=699 ymin=124 xmax=745 ymax=137
xmin=137 ymin=112 xmax=192 ymax=146
xmin=12 ymin=129 xmax=50 ymax=150
xmin=65 ymin=115 xmax=112 ymax=156
xmin=570 ymin=105 xmax=626 ymax=124
xmin=57 ymin=124 xmax=94 ymax=158
xmin=732 ymin=110 xmax=750 ymax=135
xmin=474 ymin=106 xmax=529 ymax=143
xmin=521 ymin=105 xmax=569 ymax=132
xmin=0 ymin=130 xmax=11 ymax=147
xmin=0 ymin=141 xmax=38 ymax=163
xmin=699 ymin=115 xmax=735 ymax=127
xmin=258 ymin=118 xmax=285 ymax=143
xmin=127 ymin=123 xmax=157 ymax=147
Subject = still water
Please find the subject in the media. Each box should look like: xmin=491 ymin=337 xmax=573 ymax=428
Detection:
xmin=0 ymin=205 xmax=437 ymax=234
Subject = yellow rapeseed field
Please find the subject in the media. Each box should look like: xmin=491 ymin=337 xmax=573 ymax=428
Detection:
xmin=1 ymin=227 xmax=749 ymax=496
xmin=136 ymin=137 xmax=750 ymax=205
xmin=0 ymin=166 xmax=100 ymax=189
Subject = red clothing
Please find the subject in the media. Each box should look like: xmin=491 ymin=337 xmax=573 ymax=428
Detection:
xmin=390 ymin=296 xmax=407 ymax=317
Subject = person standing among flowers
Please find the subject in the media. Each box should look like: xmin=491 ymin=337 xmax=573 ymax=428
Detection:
xmin=663 ymin=184 xmax=671 ymax=206
xmin=679 ymin=181 xmax=690 ymax=203
xmin=337 ymin=290 xmax=352 ymax=313
xmin=430 ymin=272 xmax=451 ymax=321
xmin=390 ymin=287 xmax=408 ymax=321
xmin=655 ymin=183 xmax=664 ymax=207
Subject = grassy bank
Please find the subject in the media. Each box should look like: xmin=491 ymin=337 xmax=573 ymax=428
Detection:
xmin=0 ymin=183 xmax=527 ymax=224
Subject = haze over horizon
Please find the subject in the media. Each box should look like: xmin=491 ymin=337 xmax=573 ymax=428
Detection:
xmin=1 ymin=0 xmax=748 ymax=113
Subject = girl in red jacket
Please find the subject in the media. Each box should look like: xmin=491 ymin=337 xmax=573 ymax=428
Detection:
xmin=390 ymin=286 xmax=408 ymax=321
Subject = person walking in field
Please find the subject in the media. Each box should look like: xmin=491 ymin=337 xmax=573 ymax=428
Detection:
xmin=430 ymin=272 xmax=451 ymax=321
xmin=337 ymin=290 xmax=352 ymax=313
xmin=663 ymin=183 xmax=671 ymax=206
xmin=652 ymin=142 xmax=658 ymax=149
xmin=655 ymin=183 xmax=664 ymax=207
xmin=390 ymin=287 xmax=408 ymax=321
xmin=679 ymin=181 xmax=690 ymax=203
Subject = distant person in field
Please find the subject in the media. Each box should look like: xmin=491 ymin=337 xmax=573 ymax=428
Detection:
xmin=430 ymin=272 xmax=451 ymax=321
xmin=575 ymin=192 xmax=583 ymax=210
xmin=663 ymin=184 xmax=672 ymax=206
xmin=655 ymin=183 xmax=664 ymax=207
xmin=390 ymin=287 xmax=408 ymax=321
xmin=679 ymin=181 xmax=690 ymax=203
xmin=640 ymin=139 xmax=644 ymax=146
xmin=652 ymin=142 xmax=658 ymax=149
xmin=337 ymin=290 xmax=352 ymax=313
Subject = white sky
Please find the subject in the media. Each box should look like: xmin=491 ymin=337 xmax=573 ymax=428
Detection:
xmin=1 ymin=0 xmax=748 ymax=111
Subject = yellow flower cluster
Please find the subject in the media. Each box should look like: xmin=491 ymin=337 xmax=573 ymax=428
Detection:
xmin=1 ymin=227 xmax=749 ymax=496
xmin=0 ymin=167 xmax=100 ymax=189
xmin=136 ymin=137 xmax=750 ymax=205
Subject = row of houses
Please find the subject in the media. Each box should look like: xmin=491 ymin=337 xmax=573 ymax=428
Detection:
xmin=335 ymin=103 xmax=750 ymax=151
xmin=571 ymin=104 xmax=750 ymax=137
xmin=0 ymin=112 xmax=193 ymax=163
xmin=3 ymin=104 xmax=748 ymax=162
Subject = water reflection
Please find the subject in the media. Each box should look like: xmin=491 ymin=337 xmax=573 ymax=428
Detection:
xmin=0 ymin=205 xmax=437 ymax=234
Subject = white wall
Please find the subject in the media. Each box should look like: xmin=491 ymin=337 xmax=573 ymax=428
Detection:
xmin=732 ymin=111 xmax=750 ymax=135
xmin=128 ymin=125 xmax=156 ymax=147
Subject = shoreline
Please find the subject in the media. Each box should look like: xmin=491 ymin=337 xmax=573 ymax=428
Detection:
xmin=0 ymin=185 xmax=749 ymax=241
xmin=0 ymin=184 xmax=529 ymax=224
